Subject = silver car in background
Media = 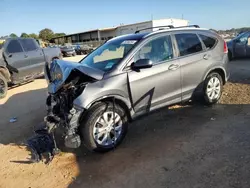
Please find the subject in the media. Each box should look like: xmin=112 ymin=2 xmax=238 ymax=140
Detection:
xmin=0 ymin=37 xmax=62 ymax=98
xmin=41 ymin=25 xmax=229 ymax=154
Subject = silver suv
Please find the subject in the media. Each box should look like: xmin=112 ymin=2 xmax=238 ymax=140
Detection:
xmin=43 ymin=25 xmax=229 ymax=153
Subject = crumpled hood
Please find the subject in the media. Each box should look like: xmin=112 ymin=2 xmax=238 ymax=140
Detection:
xmin=47 ymin=59 xmax=104 ymax=93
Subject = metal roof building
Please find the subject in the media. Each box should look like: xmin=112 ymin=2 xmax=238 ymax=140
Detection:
xmin=51 ymin=18 xmax=189 ymax=46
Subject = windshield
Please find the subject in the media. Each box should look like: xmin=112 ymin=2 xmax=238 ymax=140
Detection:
xmin=80 ymin=38 xmax=138 ymax=71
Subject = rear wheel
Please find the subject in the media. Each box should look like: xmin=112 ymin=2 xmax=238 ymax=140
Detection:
xmin=0 ymin=73 xmax=8 ymax=99
xmin=80 ymin=102 xmax=128 ymax=152
xmin=203 ymin=72 xmax=223 ymax=105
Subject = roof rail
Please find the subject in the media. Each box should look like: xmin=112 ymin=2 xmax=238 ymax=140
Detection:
xmin=135 ymin=25 xmax=174 ymax=34
xmin=135 ymin=25 xmax=200 ymax=34
xmin=174 ymin=25 xmax=200 ymax=29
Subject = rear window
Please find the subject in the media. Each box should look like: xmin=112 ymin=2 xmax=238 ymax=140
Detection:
xmin=175 ymin=33 xmax=203 ymax=57
xmin=199 ymin=34 xmax=217 ymax=50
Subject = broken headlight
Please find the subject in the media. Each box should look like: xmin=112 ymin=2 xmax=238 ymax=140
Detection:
xmin=50 ymin=61 xmax=63 ymax=82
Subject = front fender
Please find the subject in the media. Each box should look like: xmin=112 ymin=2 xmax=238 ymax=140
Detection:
xmin=73 ymin=73 xmax=133 ymax=113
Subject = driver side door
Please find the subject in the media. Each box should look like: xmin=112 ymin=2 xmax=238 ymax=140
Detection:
xmin=234 ymin=33 xmax=249 ymax=57
xmin=127 ymin=34 xmax=181 ymax=115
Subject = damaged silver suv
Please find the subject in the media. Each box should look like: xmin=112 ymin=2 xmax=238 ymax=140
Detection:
xmin=28 ymin=25 xmax=229 ymax=159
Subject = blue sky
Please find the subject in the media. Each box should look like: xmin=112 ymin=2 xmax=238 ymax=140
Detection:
xmin=0 ymin=0 xmax=249 ymax=36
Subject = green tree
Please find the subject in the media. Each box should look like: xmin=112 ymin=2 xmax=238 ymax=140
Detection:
xmin=10 ymin=33 xmax=18 ymax=38
xmin=53 ymin=33 xmax=66 ymax=38
xmin=20 ymin=33 xmax=29 ymax=38
xmin=39 ymin=28 xmax=54 ymax=41
xmin=29 ymin=33 xmax=38 ymax=39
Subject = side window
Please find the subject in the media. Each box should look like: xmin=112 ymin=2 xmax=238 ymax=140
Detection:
xmin=237 ymin=33 xmax=250 ymax=44
xmin=134 ymin=35 xmax=173 ymax=65
xmin=20 ymin=39 xmax=38 ymax=52
xmin=199 ymin=34 xmax=217 ymax=50
xmin=175 ymin=33 xmax=203 ymax=57
xmin=7 ymin=40 xmax=23 ymax=53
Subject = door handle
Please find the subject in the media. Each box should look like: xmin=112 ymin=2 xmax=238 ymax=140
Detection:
xmin=24 ymin=55 xmax=28 ymax=58
xmin=168 ymin=64 xmax=179 ymax=71
xmin=203 ymin=54 xmax=209 ymax=60
xmin=8 ymin=54 xmax=12 ymax=58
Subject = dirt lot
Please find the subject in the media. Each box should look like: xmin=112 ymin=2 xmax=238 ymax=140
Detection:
xmin=1 ymin=58 xmax=250 ymax=188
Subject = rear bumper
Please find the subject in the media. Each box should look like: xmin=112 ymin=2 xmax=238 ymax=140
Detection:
xmin=224 ymin=54 xmax=230 ymax=82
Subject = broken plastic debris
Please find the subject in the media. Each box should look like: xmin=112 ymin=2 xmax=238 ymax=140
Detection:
xmin=9 ymin=117 xmax=17 ymax=123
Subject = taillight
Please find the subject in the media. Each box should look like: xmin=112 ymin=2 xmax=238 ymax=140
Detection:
xmin=224 ymin=40 xmax=228 ymax=53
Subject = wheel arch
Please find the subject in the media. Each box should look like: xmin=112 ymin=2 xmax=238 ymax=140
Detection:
xmin=204 ymin=67 xmax=226 ymax=85
xmin=0 ymin=66 xmax=11 ymax=82
xmin=85 ymin=95 xmax=133 ymax=122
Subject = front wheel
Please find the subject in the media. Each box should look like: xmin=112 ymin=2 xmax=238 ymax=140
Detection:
xmin=0 ymin=73 xmax=8 ymax=99
xmin=80 ymin=102 xmax=128 ymax=152
xmin=203 ymin=72 xmax=223 ymax=105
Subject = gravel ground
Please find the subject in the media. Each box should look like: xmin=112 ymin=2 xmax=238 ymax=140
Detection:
xmin=0 ymin=58 xmax=250 ymax=188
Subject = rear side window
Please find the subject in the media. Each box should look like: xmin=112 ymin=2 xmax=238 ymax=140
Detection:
xmin=7 ymin=40 xmax=23 ymax=53
xmin=175 ymin=33 xmax=203 ymax=57
xmin=20 ymin=39 xmax=38 ymax=52
xmin=199 ymin=34 xmax=217 ymax=50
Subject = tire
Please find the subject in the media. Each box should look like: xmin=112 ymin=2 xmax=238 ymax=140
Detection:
xmin=80 ymin=102 xmax=128 ymax=152
xmin=203 ymin=72 xmax=223 ymax=105
xmin=0 ymin=73 xmax=8 ymax=99
xmin=228 ymin=50 xmax=233 ymax=61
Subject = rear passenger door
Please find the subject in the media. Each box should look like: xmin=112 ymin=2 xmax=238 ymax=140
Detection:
xmin=174 ymin=32 xmax=210 ymax=101
xmin=19 ymin=38 xmax=45 ymax=75
xmin=234 ymin=33 xmax=249 ymax=58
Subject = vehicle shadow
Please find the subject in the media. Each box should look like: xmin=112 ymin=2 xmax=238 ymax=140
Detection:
xmin=67 ymin=102 xmax=250 ymax=188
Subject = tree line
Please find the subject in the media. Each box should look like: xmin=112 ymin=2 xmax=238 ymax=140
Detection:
xmin=211 ymin=27 xmax=250 ymax=35
xmin=2 ymin=28 xmax=66 ymax=41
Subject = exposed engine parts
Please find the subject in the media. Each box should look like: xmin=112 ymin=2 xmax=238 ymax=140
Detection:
xmin=26 ymin=72 xmax=90 ymax=163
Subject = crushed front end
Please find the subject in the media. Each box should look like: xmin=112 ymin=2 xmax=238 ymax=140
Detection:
xmin=26 ymin=60 xmax=99 ymax=163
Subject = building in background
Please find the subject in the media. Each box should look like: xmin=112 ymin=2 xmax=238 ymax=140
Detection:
xmin=50 ymin=18 xmax=189 ymax=46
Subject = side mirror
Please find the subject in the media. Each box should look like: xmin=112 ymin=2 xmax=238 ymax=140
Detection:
xmin=131 ymin=59 xmax=153 ymax=69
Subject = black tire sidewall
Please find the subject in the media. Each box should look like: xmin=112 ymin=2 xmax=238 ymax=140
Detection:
xmin=80 ymin=102 xmax=128 ymax=152
xmin=203 ymin=72 xmax=223 ymax=105
xmin=0 ymin=73 xmax=7 ymax=99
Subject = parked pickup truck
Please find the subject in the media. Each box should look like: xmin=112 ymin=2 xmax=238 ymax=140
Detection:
xmin=0 ymin=37 xmax=62 ymax=98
